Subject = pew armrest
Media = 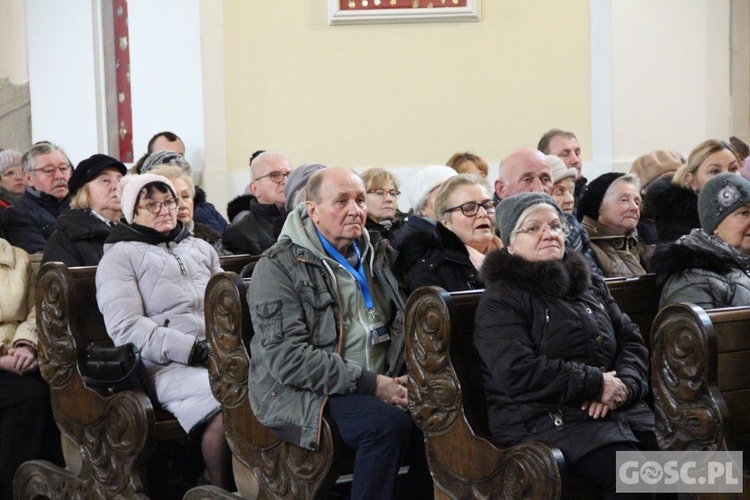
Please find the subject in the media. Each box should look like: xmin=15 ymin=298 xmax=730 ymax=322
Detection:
xmin=405 ymin=286 xmax=564 ymax=499
xmin=651 ymin=302 xmax=730 ymax=452
xmin=32 ymin=262 xmax=158 ymax=498
xmin=205 ymin=272 xmax=340 ymax=499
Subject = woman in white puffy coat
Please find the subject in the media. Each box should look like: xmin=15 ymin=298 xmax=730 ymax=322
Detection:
xmin=96 ymin=174 xmax=231 ymax=489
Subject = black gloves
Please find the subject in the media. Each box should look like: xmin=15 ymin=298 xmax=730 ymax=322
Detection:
xmin=189 ymin=339 xmax=210 ymax=367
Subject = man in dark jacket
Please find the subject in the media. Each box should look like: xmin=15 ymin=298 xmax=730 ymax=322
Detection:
xmin=222 ymin=151 xmax=291 ymax=255
xmin=1 ymin=141 xmax=72 ymax=253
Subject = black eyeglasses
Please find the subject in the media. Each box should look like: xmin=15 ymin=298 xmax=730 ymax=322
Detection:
xmin=254 ymin=171 xmax=289 ymax=183
xmin=442 ymin=199 xmax=496 ymax=217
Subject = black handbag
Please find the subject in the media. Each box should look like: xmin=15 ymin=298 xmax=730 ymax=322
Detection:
xmin=83 ymin=343 xmax=160 ymax=409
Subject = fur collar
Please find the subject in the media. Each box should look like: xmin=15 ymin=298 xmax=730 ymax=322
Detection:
xmin=226 ymin=194 xmax=256 ymax=222
xmin=480 ymin=249 xmax=591 ymax=298
xmin=650 ymin=240 xmax=743 ymax=277
xmin=645 ymin=177 xmax=699 ymax=221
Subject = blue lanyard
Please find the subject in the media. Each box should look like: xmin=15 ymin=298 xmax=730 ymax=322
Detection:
xmin=316 ymin=230 xmax=374 ymax=312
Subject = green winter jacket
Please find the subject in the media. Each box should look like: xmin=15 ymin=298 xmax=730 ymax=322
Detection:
xmin=247 ymin=205 xmax=405 ymax=450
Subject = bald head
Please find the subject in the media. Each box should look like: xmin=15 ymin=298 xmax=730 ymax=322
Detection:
xmin=494 ymin=148 xmax=553 ymax=200
xmin=306 ymin=167 xmax=368 ymax=253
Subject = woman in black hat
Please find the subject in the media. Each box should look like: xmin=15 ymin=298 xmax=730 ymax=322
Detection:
xmin=43 ymin=154 xmax=126 ymax=267
xmin=578 ymin=172 xmax=652 ymax=278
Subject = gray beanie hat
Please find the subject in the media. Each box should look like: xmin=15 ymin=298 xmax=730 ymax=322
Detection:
xmin=0 ymin=149 xmax=22 ymax=176
xmin=698 ymin=173 xmax=750 ymax=234
xmin=496 ymin=192 xmax=564 ymax=247
xmin=140 ymin=150 xmax=191 ymax=174
xmin=285 ymin=163 xmax=326 ymax=213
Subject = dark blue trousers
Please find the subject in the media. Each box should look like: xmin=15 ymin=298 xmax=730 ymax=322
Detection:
xmin=326 ymin=394 xmax=432 ymax=500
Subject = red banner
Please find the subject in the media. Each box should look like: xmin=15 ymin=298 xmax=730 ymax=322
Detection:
xmin=113 ymin=0 xmax=133 ymax=162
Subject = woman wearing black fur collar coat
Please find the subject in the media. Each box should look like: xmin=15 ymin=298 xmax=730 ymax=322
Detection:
xmin=475 ymin=193 xmax=654 ymax=498
xmin=396 ymin=175 xmax=501 ymax=294
xmin=650 ymin=173 xmax=750 ymax=309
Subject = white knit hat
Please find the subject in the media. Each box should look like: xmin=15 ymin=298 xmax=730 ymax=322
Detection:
xmin=408 ymin=165 xmax=458 ymax=212
xmin=545 ymin=155 xmax=578 ymax=184
xmin=119 ymin=174 xmax=177 ymax=224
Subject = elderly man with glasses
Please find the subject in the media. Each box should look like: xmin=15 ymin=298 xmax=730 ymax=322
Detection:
xmin=1 ymin=141 xmax=73 ymax=253
xmin=222 ymin=151 xmax=293 ymax=255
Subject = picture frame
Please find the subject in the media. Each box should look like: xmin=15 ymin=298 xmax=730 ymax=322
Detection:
xmin=327 ymin=0 xmax=481 ymax=26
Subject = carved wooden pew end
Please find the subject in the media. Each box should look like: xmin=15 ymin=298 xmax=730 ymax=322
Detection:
xmin=20 ymin=256 xmax=256 ymax=499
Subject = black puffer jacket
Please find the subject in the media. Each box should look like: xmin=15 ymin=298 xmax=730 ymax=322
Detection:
xmin=396 ymin=223 xmax=482 ymax=294
xmin=475 ymin=250 xmax=653 ymax=463
xmin=43 ymin=209 xmax=114 ymax=267
xmin=1 ymin=188 xmax=70 ymax=254
xmin=645 ymin=176 xmax=699 ymax=243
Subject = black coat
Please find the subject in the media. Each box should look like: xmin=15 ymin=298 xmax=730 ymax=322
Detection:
xmin=390 ymin=215 xmax=437 ymax=251
xmin=43 ymin=209 xmax=114 ymax=267
xmin=396 ymin=223 xmax=482 ymax=295
xmin=475 ymin=250 xmax=653 ymax=463
xmin=365 ymin=214 xmax=403 ymax=244
xmin=1 ymin=188 xmax=70 ymax=254
xmin=645 ymin=176 xmax=699 ymax=243
xmin=221 ymin=199 xmax=286 ymax=255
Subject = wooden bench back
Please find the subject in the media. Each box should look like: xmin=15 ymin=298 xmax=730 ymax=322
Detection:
xmin=605 ymin=273 xmax=659 ymax=348
xmin=652 ymin=303 xmax=750 ymax=460
xmin=65 ymin=267 xmax=111 ymax=362
xmin=711 ymin=307 xmax=750 ymax=456
xmin=442 ymin=289 xmax=491 ymax=437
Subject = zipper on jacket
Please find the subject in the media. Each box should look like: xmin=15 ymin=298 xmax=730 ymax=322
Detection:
xmin=167 ymin=244 xmax=201 ymax=315
xmin=167 ymin=245 xmax=187 ymax=276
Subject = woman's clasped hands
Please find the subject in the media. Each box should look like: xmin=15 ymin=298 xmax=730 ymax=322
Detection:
xmin=581 ymin=370 xmax=629 ymax=419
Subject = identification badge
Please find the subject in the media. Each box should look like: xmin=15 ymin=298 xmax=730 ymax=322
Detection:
xmin=369 ymin=321 xmax=390 ymax=346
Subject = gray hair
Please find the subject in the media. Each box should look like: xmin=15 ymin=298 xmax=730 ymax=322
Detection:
xmin=602 ymin=173 xmax=641 ymax=201
xmin=21 ymin=141 xmax=71 ymax=173
xmin=250 ymin=151 xmax=292 ymax=181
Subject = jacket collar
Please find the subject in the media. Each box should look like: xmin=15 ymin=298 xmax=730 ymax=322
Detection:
xmin=481 ymin=249 xmax=591 ymax=298
xmin=650 ymin=229 xmax=750 ymax=276
xmin=279 ymin=204 xmax=372 ymax=266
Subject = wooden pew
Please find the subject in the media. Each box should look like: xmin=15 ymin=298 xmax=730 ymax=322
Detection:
xmin=188 ymin=271 xmax=342 ymax=499
xmin=605 ymin=273 xmax=659 ymax=348
xmin=15 ymin=254 xmax=256 ymax=499
xmin=651 ymin=303 xmax=750 ymax=498
xmin=405 ymin=274 xmax=659 ymax=499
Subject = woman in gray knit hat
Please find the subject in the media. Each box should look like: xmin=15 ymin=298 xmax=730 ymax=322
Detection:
xmin=475 ymin=192 xmax=655 ymax=497
xmin=650 ymin=172 xmax=750 ymax=309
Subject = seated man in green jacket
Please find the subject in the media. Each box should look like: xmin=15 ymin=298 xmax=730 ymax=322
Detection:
xmin=247 ymin=167 xmax=431 ymax=500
